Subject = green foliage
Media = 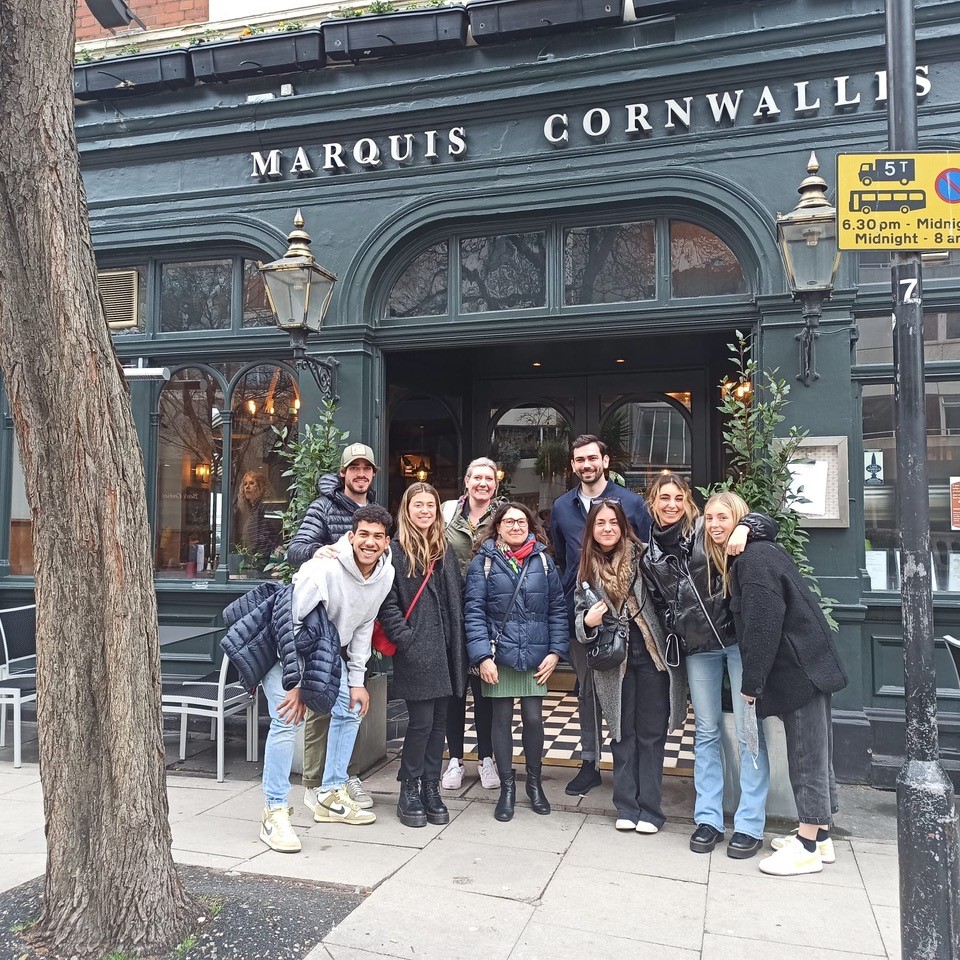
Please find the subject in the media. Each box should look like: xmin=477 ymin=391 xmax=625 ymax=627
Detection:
xmin=534 ymin=438 xmax=568 ymax=481
xmin=174 ymin=934 xmax=199 ymax=958
xmin=11 ymin=916 xmax=38 ymax=934
xmin=264 ymin=400 xmax=349 ymax=584
xmin=368 ymin=0 xmax=398 ymax=11
xmin=700 ymin=331 xmax=838 ymax=631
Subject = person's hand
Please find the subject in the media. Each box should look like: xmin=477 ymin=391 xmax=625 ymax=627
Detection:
xmin=726 ymin=525 xmax=749 ymax=556
xmin=535 ymin=653 xmax=560 ymax=685
xmin=479 ymin=658 xmax=498 ymax=685
xmin=741 ymin=693 xmax=756 ymax=704
xmin=584 ymin=600 xmax=608 ymax=628
xmin=314 ymin=544 xmax=339 ymax=559
xmin=350 ymin=686 xmax=370 ymax=717
xmin=277 ymin=686 xmax=306 ymax=725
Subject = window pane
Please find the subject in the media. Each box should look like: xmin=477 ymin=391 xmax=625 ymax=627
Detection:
xmin=862 ymin=381 xmax=960 ymax=592
xmin=857 ymin=311 xmax=960 ymax=364
xmin=860 ymin=249 xmax=960 ymax=285
xmin=564 ymin=222 xmax=656 ymax=305
xmin=155 ymin=369 xmax=224 ymax=579
xmin=9 ymin=436 xmax=33 ymax=576
xmin=230 ymin=365 xmax=299 ymax=579
xmin=670 ymin=221 xmax=746 ymax=298
xmin=160 ymin=259 xmax=231 ymax=332
xmin=387 ymin=242 xmax=449 ymax=318
xmin=460 ymin=233 xmax=546 ymax=313
xmin=242 ymin=259 xmax=275 ymax=328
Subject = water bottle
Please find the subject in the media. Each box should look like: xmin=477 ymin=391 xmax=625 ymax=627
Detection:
xmin=581 ymin=581 xmax=601 ymax=608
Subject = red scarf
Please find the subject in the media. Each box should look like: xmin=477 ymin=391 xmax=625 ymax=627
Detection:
xmin=499 ymin=535 xmax=537 ymax=574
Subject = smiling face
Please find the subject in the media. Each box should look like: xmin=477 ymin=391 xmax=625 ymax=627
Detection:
xmin=571 ymin=442 xmax=609 ymax=487
xmin=342 ymin=460 xmax=375 ymax=501
xmin=653 ymin=482 xmax=687 ymax=529
xmin=465 ymin=465 xmax=497 ymax=507
xmin=703 ymin=502 xmax=739 ymax=546
xmin=592 ymin=505 xmax=622 ymax=552
xmin=407 ymin=491 xmax=437 ymax=531
xmin=349 ymin=520 xmax=390 ymax=574
xmin=498 ymin=508 xmax=530 ymax=548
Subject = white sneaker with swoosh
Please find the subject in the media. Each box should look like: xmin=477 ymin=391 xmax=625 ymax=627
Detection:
xmin=314 ymin=786 xmax=376 ymax=825
xmin=260 ymin=805 xmax=301 ymax=853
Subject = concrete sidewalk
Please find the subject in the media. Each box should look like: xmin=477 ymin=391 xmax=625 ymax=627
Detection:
xmin=0 ymin=726 xmax=902 ymax=960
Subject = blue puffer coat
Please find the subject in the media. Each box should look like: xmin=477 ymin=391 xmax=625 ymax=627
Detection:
xmin=221 ymin=580 xmax=342 ymax=713
xmin=286 ymin=473 xmax=375 ymax=569
xmin=464 ymin=539 xmax=569 ymax=672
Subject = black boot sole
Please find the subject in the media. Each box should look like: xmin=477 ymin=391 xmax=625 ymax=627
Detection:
xmin=564 ymin=773 xmax=602 ymax=797
xmin=690 ymin=837 xmax=721 ymax=853
xmin=726 ymin=839 xmax=763 ymax=859
xmin=494 ymin=808 xmax=514 ymax=822
xmin=396 ymin=804 xmax=427 ymax=828
xmin=425 ymin=810 xmax=450 ymax=825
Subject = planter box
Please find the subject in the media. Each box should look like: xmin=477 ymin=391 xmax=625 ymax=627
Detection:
xmin=190 ymin=30 xmax=324 ymax=83
xmin=74 ymin=50 xmax=193 ymax=100
xmin=468 ymin=0 xmax=624 ymax=45
xmin=322 ymin=7 xmax=468 ymax=64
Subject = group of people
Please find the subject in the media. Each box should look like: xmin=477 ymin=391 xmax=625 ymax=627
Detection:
xmin=224 ymin=434 xmax=848 ymax=879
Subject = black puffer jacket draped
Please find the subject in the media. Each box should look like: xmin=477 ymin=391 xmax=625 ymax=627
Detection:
xmin=286 ymin=474 xmax=374 ymax=569
xmin=220 ymin=580 xmax=342 ymax=713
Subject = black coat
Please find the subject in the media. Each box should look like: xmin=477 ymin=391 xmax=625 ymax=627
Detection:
xmin=730 ymin=540 xmax=848 ymax=718
xmin=377 ymin=546 xmax=469 ymax=702
xmin=286 ymin=474 xmax=374 ymax=568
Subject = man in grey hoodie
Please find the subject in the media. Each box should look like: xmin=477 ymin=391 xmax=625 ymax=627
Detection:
xmin=294 ymin=504 xmax=395 ymax=827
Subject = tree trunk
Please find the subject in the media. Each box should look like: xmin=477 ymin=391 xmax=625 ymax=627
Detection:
xmin=0 ymin=2 xmax=198 ymax=956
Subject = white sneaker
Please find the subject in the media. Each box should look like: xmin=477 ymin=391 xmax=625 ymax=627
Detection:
xmin=615 ymin=819 xmax=637 ymax=831
xmin=345 ymin=776 xmax=374 ymax=810
xmin=759 ymin=836 xmax=823 ymax=876
xmin=478 ymin=757 xmax=501 ymax=789
xmin=771 ymin=830 xmax=836 ymax=864
xmin=635 ymin=821 xmax=660 ymax=834
xmin=313 ymin=786 xmax=376 ymax=825
xmin=260 ymin=805 xmax=301 ymax=853
xmin=442 ymin=758 xmax=464 ymax=790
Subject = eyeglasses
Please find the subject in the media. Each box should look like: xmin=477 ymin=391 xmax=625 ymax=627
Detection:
xmin=500 ymin=517 xmax=529 ymax=528
xmin=591 ymin=497 xmax=621 ymax=507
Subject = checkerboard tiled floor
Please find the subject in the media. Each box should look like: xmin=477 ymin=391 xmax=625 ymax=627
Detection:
xmin=460 ymin=691 xmax=695 ymax=774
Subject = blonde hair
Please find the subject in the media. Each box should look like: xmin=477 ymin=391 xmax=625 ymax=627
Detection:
xmin=235 ymin=471 xmax=270 ymax=510
xmin=647 ymin=473 xmax=699 ymax=538
xmin=703 ymin=491 xmax=750 ymax=596
xmin=397 ymin=482 xmax=447 ymax=576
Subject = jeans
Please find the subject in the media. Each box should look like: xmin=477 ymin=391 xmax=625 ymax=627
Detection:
xmin=302 ymin=708 xmax=361 ymax=790
xmin=686 ymin=644 xmax=770 ymax=839
xmin=611 ymin=650 xmax=670 ymax=827
xmin=446 ymin=675 xmax=493 ymax=761
xmin=567 ymin=631 xmax=599 ymax=762
xmin=491 ymin=697 xmax=545 ymax=774
xmin=781 ymin=690 xmax=838 ymax=826
xmin=399 ymin=698 xmax=448 ymax=781
xmin=261 ymin=662 xmax=303 ymax=808
xmin=321 ymin=669 xmax=364 ymax=792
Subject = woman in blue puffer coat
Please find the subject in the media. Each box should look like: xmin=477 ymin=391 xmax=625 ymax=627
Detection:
xmin=464 ymin=501 xmax=568 ymax=822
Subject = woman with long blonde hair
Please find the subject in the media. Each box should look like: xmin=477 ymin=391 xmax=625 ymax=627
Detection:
xmin=377 ymin=483 xmax=468 ymax=827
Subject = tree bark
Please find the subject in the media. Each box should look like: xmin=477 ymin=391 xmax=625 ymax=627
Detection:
xmin=0 ymin=2 xmax=198 ymax=956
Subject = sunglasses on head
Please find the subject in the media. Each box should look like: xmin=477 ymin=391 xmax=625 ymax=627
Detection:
xmin=591 ymin=497 xmax=622 ymax=507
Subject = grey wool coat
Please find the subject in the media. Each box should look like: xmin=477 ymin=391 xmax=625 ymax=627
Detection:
xmin=376 ymin=545 xmax=469 ymax=702
xmin=575 ymin=556 xmax=687 ymax=756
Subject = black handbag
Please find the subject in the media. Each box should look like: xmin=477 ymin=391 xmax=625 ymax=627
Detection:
xmin=585 ymin=568 xmax=639 ymax=672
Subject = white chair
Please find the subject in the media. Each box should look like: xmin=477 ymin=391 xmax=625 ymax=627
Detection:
xmin=0 ymin=604 xmax=38 ymax=769
xmin=161 ymin=653 xmax=258 ymax=782
xmin=943 ymin=635 xmax=960 ymax=690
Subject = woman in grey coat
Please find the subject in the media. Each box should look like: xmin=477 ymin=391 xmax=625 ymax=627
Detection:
xmin=575 ymin=499 xmax=686 ymax=834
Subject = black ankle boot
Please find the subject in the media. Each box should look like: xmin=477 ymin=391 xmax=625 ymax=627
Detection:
xmin=397 ymin=778 xmax=428 ymax=828
xmin=494 ymin=770 xmax=516 ymax=822
xmin=525 ymin=765 xmax=551 ymax=815
xmin=420 ymin=778 xmax=450 ymax=825
xmin=565 ymin=761 xmax=602 ymax=797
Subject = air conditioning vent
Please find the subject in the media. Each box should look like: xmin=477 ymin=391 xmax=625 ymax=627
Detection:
xmin=98 ymin=269 xmax=140 ymax=330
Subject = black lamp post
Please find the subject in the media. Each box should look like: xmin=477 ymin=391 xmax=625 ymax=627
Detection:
xmin=775 ymin=153 xmax=841 ymax=386
xmin=259 ymin=211 xmax=340 ymax=400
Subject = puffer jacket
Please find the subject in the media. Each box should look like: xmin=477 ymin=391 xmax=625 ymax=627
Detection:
xmin=220 ymin=580 xmax=342 ymax=713
xmin=464 ymin=539 xmax=568 ymax=672
xmin=642 ymin=513 xmax=778 ymax=656
xmin=286 ymin=473 xmax=374 ymax=568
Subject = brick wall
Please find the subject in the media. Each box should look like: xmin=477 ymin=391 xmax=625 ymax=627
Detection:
xmin=76 ymin=0 xmax=210 ymax=41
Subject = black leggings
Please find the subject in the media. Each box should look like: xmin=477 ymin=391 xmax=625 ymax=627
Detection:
xmin=490 ymin=696 xmax=545 ymax=774
xmin=446 ymin=675 xmax=493 ymax=761
xmin=399 ymin=697 xmax=448 ymax=781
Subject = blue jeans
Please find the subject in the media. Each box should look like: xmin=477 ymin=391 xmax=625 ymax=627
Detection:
xmin=321 ymin=668 xmax=364 ymax=792
xmin=261 ymin=661 xmax=303 ymax=808
xmin=686 ymin=644 xmax=770 ymax=839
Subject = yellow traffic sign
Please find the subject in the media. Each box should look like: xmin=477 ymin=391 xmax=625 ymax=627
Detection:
xmin=837 ymin=153 xmax=960 ymax=250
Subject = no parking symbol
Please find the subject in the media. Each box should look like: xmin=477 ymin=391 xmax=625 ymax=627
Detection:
xmin=935 ymin=169 xmax=960 ymax=203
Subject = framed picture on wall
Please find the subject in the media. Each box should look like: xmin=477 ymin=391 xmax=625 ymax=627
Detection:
xmin=787 ymin=436 xmax=850 ymax=528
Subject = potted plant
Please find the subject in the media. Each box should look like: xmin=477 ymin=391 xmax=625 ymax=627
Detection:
xmin=468 ymin=0 xmax=624 ymax=45
xmin=190 ymin=24 xmax=325 ymax=83
xmin=322 ymin=2 xmax=468 ymax=64
xmin=74 ymin=47 xmax=193 ymax=100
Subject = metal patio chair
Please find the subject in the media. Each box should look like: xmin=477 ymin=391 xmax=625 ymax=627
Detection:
xmin=0 ymin=604 xmax=38 ymax=769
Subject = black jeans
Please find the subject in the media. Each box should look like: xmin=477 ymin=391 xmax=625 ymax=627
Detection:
xmin=612 ymin=650 xmax=670 ymax=827
xmin=399 ymin=697 xmax=448 ymax=781
xmin=491 ymin=697 xmax=545 ymax=774
xmin=567 ymin=632 xmax=599 ymax=762
xmin=446 ymin=675 xmax=493 ymax=761
xmin=780 ymin=690 xmax=838 ymax=826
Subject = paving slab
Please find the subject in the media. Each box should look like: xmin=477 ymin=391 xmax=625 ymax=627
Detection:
xmin=298 ymin=807 xmax=460 ymax=849
xmin=393 ymin=835 xmax=560 ymax=902
xmin=711 ymin=839 xmax=864 ymax=888
xmin=0 ymin=799 xmax=45 ymax=843
xmin=165 ymin=772 xmax=256 ymax=795
xmin=320 ymin=947 xmax=405 ymax=960
xmin=0 ymin=769 xmax=41 ymax=797
xmin=854 ymin=848 xmax=900 ymax=908
xmin=324 ymin=875 xmax=534 ymax=960
xmin=439 ymin=799 xmax=585 ymax=854
xmin=851 ymin=839 xmax=898 ymax=858
xmin=170 ymin=811 xmax=267 ymax=860
xmin=166 ymin=785 xmax=230 ymax=823
xmin=702 ymin=933 xmax=889 ymax=959
xmin=172 ymin=848 xmax=247 ymax=871
xmin=873 ymin=904 xmax=902 ymax=960
xmin=512 ymin=920 xmax=699 ymax=960
xmin=0 ymin=852 xmax=45 ymax=893
xmin=706 ymin=870 xmax=886 ymax=956
xmin=535 ymin=862 xmax=706 ymax=952
xmin=0 ymin=780 xmax=43 ymax=804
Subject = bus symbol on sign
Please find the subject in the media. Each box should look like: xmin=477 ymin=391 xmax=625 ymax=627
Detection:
xmin=849 ymin=190 xmax=926 ymax=215
xmin=858 ymin=158 xmax=915 ymax=185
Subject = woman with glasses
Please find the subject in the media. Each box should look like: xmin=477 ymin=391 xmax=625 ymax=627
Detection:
xmin=464 ymin=502 xmax=568 ymax=821
xmin=643 ymin=473 xmax=776 ymax=859
xmin=575 ymin=499 xmax=687 ymax=834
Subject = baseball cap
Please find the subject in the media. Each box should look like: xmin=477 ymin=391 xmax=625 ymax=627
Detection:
xmin=341 ymin=442 xmax=378 ymax=471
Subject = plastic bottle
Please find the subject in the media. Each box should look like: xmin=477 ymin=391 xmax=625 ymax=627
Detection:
xmin=581 ymin=581 xmax=601 ymax=607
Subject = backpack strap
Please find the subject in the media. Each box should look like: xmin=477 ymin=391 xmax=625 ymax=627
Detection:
xmin=441 ymin=499 xmax=458 ymax=526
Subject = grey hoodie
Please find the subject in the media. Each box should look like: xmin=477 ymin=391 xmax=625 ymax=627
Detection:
xmin=292 ymin=532 xmax=394 ymax=686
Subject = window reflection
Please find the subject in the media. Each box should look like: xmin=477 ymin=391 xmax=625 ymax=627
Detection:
xmin=670 ymin=221 xmax=745 ymax=298
xmin=160 ymin=259 xmax=232 ymax=332
xmin=564 ymin=222 xmax=656 ymax=304
xmin=461 ymin=233 xmax=546 ymax=313
xmin=242 ymin=259 xmax=275 ymax=328
xmin=387 ymin=242 xmax=449 ymax=318
xmin=857 ymin=311 xmax=960 ymax=365
xmin=9 ymin=436 xmax=33 ymax=576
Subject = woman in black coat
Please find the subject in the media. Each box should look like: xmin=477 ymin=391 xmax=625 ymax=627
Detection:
xmin=377 ymin=482 xmax=468 ymax=828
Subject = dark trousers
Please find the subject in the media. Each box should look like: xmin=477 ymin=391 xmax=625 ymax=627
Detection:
xmin=491 ymin=697 xmax=545 ymax=774
xmin=780 ymin=690 xmax=838 ymax=826
xmin=399 ymin=698 xmax=448 ymax=781
xmin=612 ymin=653 xmax=670 ymax=827
xmin=567 ymin=633 xmax=599 ymax=762
xmin=446 ymin=675 xmax=493 ymax=761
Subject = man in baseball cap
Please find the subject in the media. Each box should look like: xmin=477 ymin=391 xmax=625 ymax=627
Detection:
xmin=340 ymin=443 xmax=378 ymax=471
